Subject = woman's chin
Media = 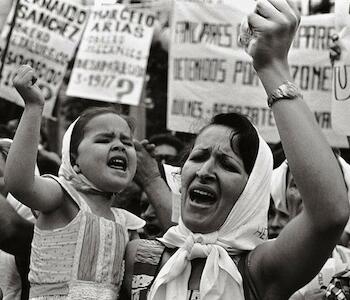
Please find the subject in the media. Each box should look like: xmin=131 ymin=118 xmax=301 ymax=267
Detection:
xmin=182 ymin=213 xmax=218 ymax=234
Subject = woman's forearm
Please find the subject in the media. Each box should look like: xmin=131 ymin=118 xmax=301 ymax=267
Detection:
xmin=259 ymin=62 xmax=348 ymax=230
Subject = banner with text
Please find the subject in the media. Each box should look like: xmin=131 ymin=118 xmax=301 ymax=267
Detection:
xmin=167 ymin=1 xmax=348 ymax=147
xmin=0 ymin=0 xmax=87 ymax=116
xmin=66 ymin=3 xmax=155 ymax=106
xmin=331 ymin=0 xmax=350 ymax=136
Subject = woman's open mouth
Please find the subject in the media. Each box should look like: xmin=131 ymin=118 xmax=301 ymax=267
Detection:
xmin=189 ymin=187 xmax=217 ymax=207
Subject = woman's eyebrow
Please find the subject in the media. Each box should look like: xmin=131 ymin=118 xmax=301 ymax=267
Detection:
xmin=94 ymin=132 xmax=115 ymax=138
xmin=218 ymin=150 xmax=244 ymax=167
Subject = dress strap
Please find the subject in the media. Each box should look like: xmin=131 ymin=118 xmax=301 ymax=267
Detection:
xmin=112 ymin=208 xmax=145 ymax=230
xmin=43 ymin=175 xmax=91 ymax=212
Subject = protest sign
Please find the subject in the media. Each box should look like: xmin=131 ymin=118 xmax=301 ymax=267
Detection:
xmin=0 ymin=0 xmax=87 ymax=117
xmin=331 ymin=0 xmax=350 ymax=136
xmin=0 ymin=0 xmax=13 ymax=32
xmin=66 ymin=3 xmax=155 ymax=106
xmin=289 ymin=13 xmax=347 ymax=147
xmin=167 ymin=0 xmax=348 ymax=147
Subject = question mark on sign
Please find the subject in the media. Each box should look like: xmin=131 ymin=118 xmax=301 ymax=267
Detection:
xmin=116 ymin=79 xmax=134 ymax=101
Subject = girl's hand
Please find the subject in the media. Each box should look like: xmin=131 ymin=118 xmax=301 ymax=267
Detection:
xmin=248 ymin=0 xmax=301 ymax=70
xmin=12 ymin=65 xmax=44 ymax=108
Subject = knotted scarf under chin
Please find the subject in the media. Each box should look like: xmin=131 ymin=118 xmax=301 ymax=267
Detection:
xmin=148 ymin=133 xmax=273 ymax=300
xmin=149 ymin=229 xmax=244 ymax=300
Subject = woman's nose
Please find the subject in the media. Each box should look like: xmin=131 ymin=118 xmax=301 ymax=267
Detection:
xmin=196 ymin=160 xmax=215 ymax=182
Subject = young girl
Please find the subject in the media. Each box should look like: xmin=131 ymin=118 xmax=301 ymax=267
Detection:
xmin=5 ymin=65 xmax=145 ymax=299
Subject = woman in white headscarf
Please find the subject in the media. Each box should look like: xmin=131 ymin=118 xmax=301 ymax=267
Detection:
xmin=121 ymin=1 xmax=349 ymax=299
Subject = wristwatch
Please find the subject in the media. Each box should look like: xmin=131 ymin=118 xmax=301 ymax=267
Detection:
xmin=267 ymin=81 xmax=302 ymax=108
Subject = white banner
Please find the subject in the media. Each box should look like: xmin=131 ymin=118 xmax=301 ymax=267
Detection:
xmin=66 ymin=3 xmax=155 ymax=106
xmin=331 ymin=0 xmax=350 ymax=136
xmin=0 ymin=0 xmax=87 ymax=117
xmin=167 ymin=1 xmax=348 ymax=148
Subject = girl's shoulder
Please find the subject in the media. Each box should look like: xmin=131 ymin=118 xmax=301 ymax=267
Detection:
xmin=43 ymin=175 xmax=85 ymax=210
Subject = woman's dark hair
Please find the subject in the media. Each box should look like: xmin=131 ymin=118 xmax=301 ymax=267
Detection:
xmin=70 ymin=106 xmax=135 ymax=166
xmin=181 ymin=113 xmax=259 ymax=174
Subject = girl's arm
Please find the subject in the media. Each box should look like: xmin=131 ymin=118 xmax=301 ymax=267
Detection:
xmin=5 ymin=65 xmax=63 ymax=213
xmin=247 ymin=1 xmax=348 ymax=298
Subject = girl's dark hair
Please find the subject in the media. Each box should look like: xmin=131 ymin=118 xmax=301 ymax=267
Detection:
xmin=70 ymin=106 xmax=135 ymax=166
xmin=181 ymin=113 xmax=259 ymax=174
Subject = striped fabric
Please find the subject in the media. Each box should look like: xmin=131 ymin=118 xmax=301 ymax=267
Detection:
xmin=326 ymin=269 xmax=350 ymax=300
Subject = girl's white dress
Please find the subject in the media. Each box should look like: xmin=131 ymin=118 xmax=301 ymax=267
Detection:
xmin=29 ymin=176 xmax=144 ymax=299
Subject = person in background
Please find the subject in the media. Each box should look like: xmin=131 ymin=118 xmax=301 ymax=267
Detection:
xmin=0 ymin=139 xmax=37 ymax=300
xmin=148 ymin=133 xmax=184 ymax=166
xmin=270 ymin=156 xmax=350 ymax=300
xmin=6 ymin=118 xmax=61 ymax=175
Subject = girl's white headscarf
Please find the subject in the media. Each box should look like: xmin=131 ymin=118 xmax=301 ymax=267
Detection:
xmin=58 ymin=119 xmax=107 ymax=194
xmin=148 ymin=132 xmax=273 ymax=300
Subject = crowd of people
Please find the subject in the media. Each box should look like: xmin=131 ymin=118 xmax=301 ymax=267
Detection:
xmin=0 ymin=0 xmax=350 ymax=299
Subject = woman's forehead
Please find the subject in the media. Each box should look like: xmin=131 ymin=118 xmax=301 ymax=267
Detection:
xmin=85 ymin=113 xmax=131 ymax=136
xmin=195 ymin=125 xmax=237 ymax=148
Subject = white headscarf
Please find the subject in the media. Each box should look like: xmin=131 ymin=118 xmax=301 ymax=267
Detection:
xmin=58 ymin=119 xmax=108 ymax=194
xmin=270 ymin=160 xmax=289 ymax=214
xmin=337 ymin=157 xmax=350 ymax=234
xmin=271 ymin=157 xmax=350 ymax=217
xmin=148 ymin=133 xmax=273 ymax=300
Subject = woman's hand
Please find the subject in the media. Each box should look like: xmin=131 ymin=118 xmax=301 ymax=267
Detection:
xmin=248 ymin=0 xmax=300 ymax=71
xmin=133 ymin=139 xmax=160 ymax=188
xmin=12 ymin=65 xmax=44 ymax=108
